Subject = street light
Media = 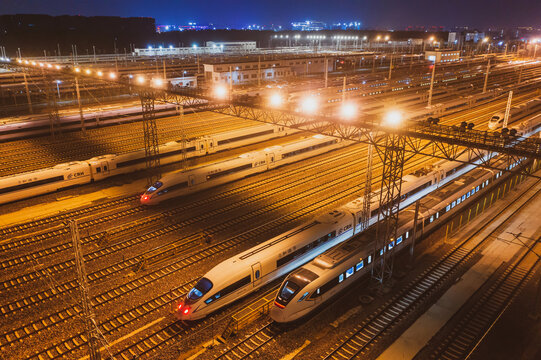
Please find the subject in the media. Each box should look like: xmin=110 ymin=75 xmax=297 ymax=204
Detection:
xmin=383 ymin=110 xmax=403 ymax=127
xmin=340 ymin=102 xmax=357 ymax=119
xmin=269 ymin=92 xmax=283 ymax=108
xmin=152 ymin=78 xmax=164 ymax=87
xmin=299 ymin=96 xmax=318 ymax=114
xmin=213 ymin=84 xmax=228 ymax=100
xmin=136 ymin=75 xmax=145 ymax=84
xmin=109 ymin=72 xmax=117 ymax=79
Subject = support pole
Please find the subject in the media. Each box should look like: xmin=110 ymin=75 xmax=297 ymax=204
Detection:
xmin=70 ymin=220 xmax=101 ymax=360
xmin=483 ymin=58 xmax=491 ymax=93
xmin=388 ymin=55 xmax=393 ymax=80
xmin=342 ymin=76 xmax=346 ymax=103
xmin=324 ymin=57 xmax=328 ymax=88
xmin=427 ymin=62 xmax=436 ymax=108
xmin=75 ymin=76 xmax=85 ymax=134
xmin=361 ymin=140 xmax=374 ymax=232
xmin=22 ymin=70 xmax=33 ymax=114
xmin=258 ymin=56 xmax=261 ymax=86
xmin=503 ymin=91 xmax=513 ymax=129
xmin=179 ymin=105 xmax=188 ymax=171
xmin=409 ymin=200 xmax=420 ymax=266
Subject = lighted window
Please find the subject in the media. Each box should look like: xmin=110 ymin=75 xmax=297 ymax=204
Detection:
xmin=356 ymin=261 xmax=364 ymax=271
xmin=339 ymin=274 xmax=344 ymax=283
xmin=346 ymin=267 xmax=354 ymax=278
xmin=396 ymin=236 xmax=403 ymax=245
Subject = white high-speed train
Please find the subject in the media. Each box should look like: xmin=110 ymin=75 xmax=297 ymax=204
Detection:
xmin=270 ymin=154 xmax=528 ymax=323
xmin=488 ymin=97 xmax=541 ymax=130
xmin=141 ymin=134 xmax=346 ymax=205
xmin=174 ymin=151 xmax=489 ymax=320
xmin=0 ymin=124 xmax=294 ymax=205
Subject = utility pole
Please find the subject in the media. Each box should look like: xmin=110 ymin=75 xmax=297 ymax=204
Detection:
xmin=427 ymin=62 xmax=436 ymax=108
xmin=75 ymin=76 xmax=85 ymax=134
xmin=518 ymin=63 xmax=523 ymax=84
xmin=163 ymin=59 xmax=167 ymax=80
xmin=229 ymin=66 xmax=233 ymax=93
xmin=503 ymin=91 xmax=513 ymax=129
xmin=483 ymin=58 xmax=491 ymax=93
xmin=70 ymin=220 xmax=101 ymax=360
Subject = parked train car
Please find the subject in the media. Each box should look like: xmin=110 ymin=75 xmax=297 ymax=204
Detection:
xmin=270 ymin=155 xmax=528 ymax=323
xmin=141 ymin=134 xmax=345 ymax=205
xmin=488 ymin=97 xmax=541 ymax=130
xmin=0 ymin=124 xmax=294 ymax=205
xmin=173 ymin=151 xmax=491 ymax=320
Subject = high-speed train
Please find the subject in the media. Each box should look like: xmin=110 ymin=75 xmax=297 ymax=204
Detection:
xmin=270 ymin=154 xmax=529 ymax=323
xmin=141 ymin=134 xmax=346 ymax=205
xmin=141 ymin=135 xmax=344 ymax=205
xmin=488 ymin=97 xmax=541 ymax=130
xmin=174 ymin=151 xmax=490 ymax=320
xmin=0 ymin=124 xmax=294 ymax=205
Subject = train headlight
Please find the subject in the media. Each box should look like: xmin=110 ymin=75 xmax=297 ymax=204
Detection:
xmin=141 ymin=194 xmax=150 ymax=202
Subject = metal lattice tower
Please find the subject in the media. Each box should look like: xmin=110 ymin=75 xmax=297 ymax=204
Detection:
xmin=70 ymin=220 xmax=101 ymax=360
xmin=361 ymin=141 xmax=374 ymax=231
xmin=179 ymin=105 xmax=188 ymax=171
xmin=140 ymin=92 xmax=161 ymax=186
xmin=372 ymin=133 xmax=406 ymax=283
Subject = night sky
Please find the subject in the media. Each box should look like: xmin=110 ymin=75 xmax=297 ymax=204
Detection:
xmin=0 ymin=0 xmax=539 ymax=29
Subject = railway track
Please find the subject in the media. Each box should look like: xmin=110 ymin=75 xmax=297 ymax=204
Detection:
xmin=322 ymin=178 xmax=541 ymax=360
xmin=216 ymin=322 xmax=277 ymax=360
xmin=26 ymin=182 xmax=357 ymax=360
xmin=0 ymin=113 xmax=253 ymax=176
xmin=425 ymin=235 xmax=541 ymax=360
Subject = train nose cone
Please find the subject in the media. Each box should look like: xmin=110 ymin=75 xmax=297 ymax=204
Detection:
xmin=270 ymin=305 xmax=287 ymax=323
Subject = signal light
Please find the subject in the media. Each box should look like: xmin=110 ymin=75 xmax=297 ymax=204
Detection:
xmin=141 ymin=194 xmax=149 ymax=202
xmin=183 ymin=307 xmax=190 ymax=315
xmin=177 ymin=303 xmax=183 ymax=310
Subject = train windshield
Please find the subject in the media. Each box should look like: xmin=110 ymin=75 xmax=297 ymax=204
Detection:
xmin=188 ymin=277 xmax=213 ymax=300
xmin=279 ymin=281 xmax=300 ymax=302
xmin=146 ymin=181 xmax=163 ymax=193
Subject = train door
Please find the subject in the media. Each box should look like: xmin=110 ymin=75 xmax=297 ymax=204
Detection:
xmin=251 ymin=263 xmax=262 ymax=287
xmin=267 ymin=153 xmax=275 ymax=169
xmin=197 ymin=140 xmax=206 ymax=154
xmin=100 ymin=161 xmax=110 ymax=175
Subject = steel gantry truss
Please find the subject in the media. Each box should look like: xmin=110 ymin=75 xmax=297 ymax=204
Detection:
xmin=4 ymin=61 xmax=541 ymax=285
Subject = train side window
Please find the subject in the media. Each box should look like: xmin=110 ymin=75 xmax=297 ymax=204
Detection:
xmin=396 ymin=236 xmax=403 ymax=245
xmin=405 ymin=231 xmax=409 ymax=239
xmin=356 ymin=261 xmax=364 ymax=271
xmin=201 ymin=144 xmax=204 ymax=149
xmin=298 ymin=292 xmax=309 ymax=302
xmin=462 ymin=195 xmax=466 ymax=201
xmin=346 ymin=267 xmax=354 ymax=278
xmin=254 ymin=270 xmax=260 ymax=280
xmin=103 ymin=166 xmax=108 ymax=171
xmin=367 ymin=255 xmax=372 ymax=264
xmin=339 ymin=274 xmax=344 ymax=283
xmin=476 ymin=185 xmax=480 ymax=192
xmin=446 ymin=204 xmax=451 ymax=212
xmin=96 ymin=167 xmax=101 ymax=173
